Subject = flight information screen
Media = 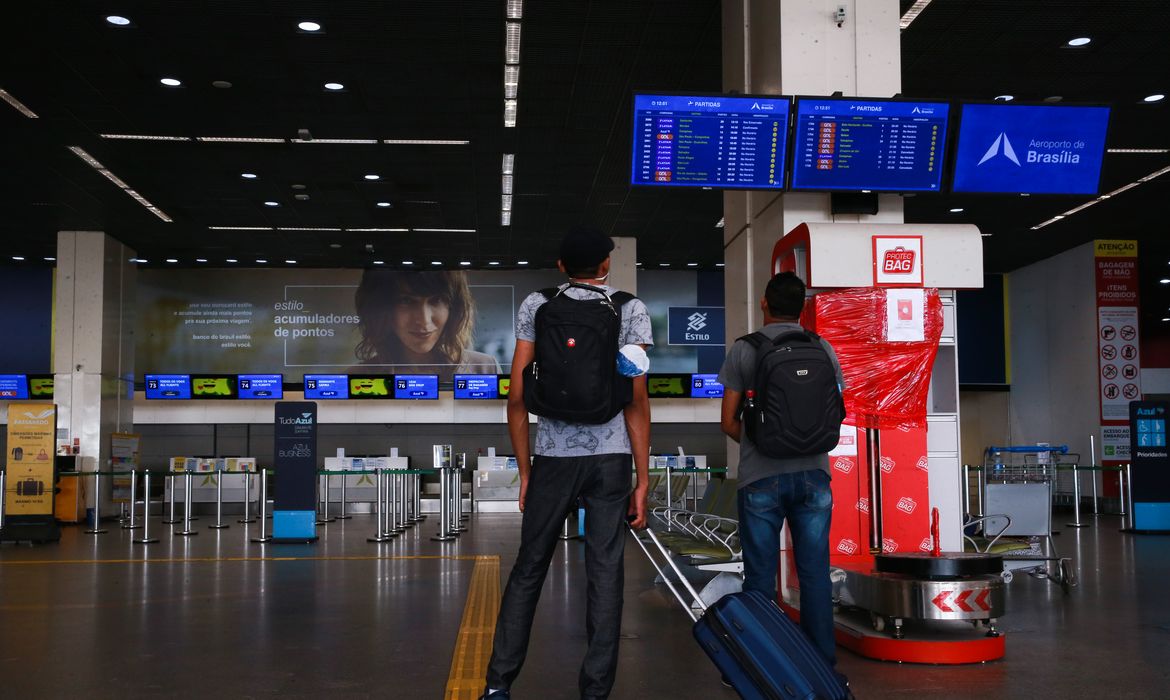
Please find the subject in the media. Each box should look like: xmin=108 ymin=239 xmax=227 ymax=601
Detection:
xmin=951 ymin=103 xmax=1110 ymax=194
xmin=145 ymin=374 xmax=191 ymax=400
xmin=690 ymin=374 xmax=725 ymax=398
xmin=790 ymin=98 xmax=950 ymax=192
xmin=238 ymin=374 xmax=283 ymax=400
xmin=454 ymin=374 xmax=499 ymax=400
xmin=304 ymin=374 xmax=349 ymax=400
xmin=395 ymin=375 xmax=439 ymax=400
xmin=0 ymin=374 xmax=29 ymax=400
xmin=631 ymin=94 xmax=790 ymax=189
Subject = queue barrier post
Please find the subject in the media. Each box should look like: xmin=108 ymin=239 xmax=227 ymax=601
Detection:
xmin=368 ymin=468 xmax=394 ymax=542
xmin=336 ymin=472 xmax=351 ymax=520
xmin=84 ymin=471 xmax=108 ymax=535
xmin=175 ymin=472 xmax=199 ymax=536
xmin=238 ymin=471 xmax=256 ymax=524
xmin=122 ymin=469 xmax=142 ymax=530
xmin=1067 ymin=463 xmax=1088 ymax=528
xmin=163 ymin=473 xmax=180 ymax=524
xmin=133 ymin=470 xmax=159 ymax=545
xmin=250 ymin=468 xmax=272 ymax=543
xmin=209 ymin=473 xmax=229 ymax=530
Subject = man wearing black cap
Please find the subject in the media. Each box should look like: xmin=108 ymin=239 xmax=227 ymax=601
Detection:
xmin=482 ymin=225 xmax=653 ymax=700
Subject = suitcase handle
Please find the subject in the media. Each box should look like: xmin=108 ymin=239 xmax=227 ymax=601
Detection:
xmin=628 ymin=525 xmax=708 ymax=621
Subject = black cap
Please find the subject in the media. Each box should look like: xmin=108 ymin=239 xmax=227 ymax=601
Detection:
xmin=559 ymin=224 xmax=614 ymax=271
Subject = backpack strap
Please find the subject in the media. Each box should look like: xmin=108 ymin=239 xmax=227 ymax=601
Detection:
xmin=737 ymin=332 xmax=767 ymax=350
xmin=610 ymin=291 xmax=635 ymax=306
xmin=770 ymin=329 xmax=816 ymax=347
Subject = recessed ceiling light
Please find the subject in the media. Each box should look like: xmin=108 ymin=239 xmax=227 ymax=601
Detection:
xmin=460 ymin=261 xmax=471 ymax=266
xmin=659 ymin=263 xmax=670 ymax=267
xmin=949 ymin=207 xmax=964 ymax=213
xmin=44 ymin=256 xmax=55 ymax=262
xmin=1160 ymin=279 xmax=1170 ymax=284
xmin=330 ymin=243 xmax=342 ymax=249
xmin=363 ymin=174 xmax=380 ymax=180
xmin=285 ymin=260 xmax=297 ymax=264
xmin=324 ymin=82 xmax=345 ymax=91
xmin=12 ymin=255 xmax=25 ymax=261
xmin=160 ymin=77 xmax=182 ymax=87
xmin=402 ymin=260 xmax=414 ymax=265
xmin=294 ymin=193 xmax=310 ymax=201
xmin=994 ymin=95 xmax=1014 ymax=102
xmin=488 ymin=261 xmax=500 ymax=266
xmin=106 ymin=15 xmax=131 ymax=26
xmin=1163 ymin=318 xmax=1170 ymax=322
xmin=264 ymin=201 xmax=280 ymax=207
xmin=1043 ymin=96 xmax=1063 ymax=103
xmin=165 ymin=258 xmax=178 ymax=263
xmin=431 ymin=261 xmax=442 ymax=266
xmin=135 ymin=258 xmax=148 ymax=263
xmin=376 ymin=201 xmax=392 ymax=207
xmin=226 ymin=258 xmax=238 ymax=263
xmin=212 ymin=80 xmax=233 ymax=89
xmin=502 ymin=153 xmax=515 ymax=175
xmin=298 ymin=21 xmax=322 ymax=32
xmin=256 ymin=259 xmax=268 ymax=264
xmin=241 ymin=172 xmax=258 ymax=179
xmin=195 ymin=258 xmax=207 ymax=263
xmin=373 ymin=260 xmax=384 ymax=265
xmin=1145 ymin=94 xmax=1166 ymax=103
xmin=517 ymin=260 xmax=528 ymax=265
xmin=1067 ymin=37 xmax=1092 ymax=47
xmin=715 ymin=263 xmax=725 ymax=267
xmin=687 ymin=263 xmax=698 ymax=267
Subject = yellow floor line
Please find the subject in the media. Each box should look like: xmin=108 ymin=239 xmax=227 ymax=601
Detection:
xmin=0 ymin=554 xmax=485 ymax=566
xmin=445 ymin=555 xmax=501 ymax=700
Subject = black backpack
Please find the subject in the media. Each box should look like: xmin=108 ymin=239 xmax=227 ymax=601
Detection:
xmin=740 ymin=330 xmax=845 ymax=458
xmin=522 ymin=283 xmax=636 ymax=424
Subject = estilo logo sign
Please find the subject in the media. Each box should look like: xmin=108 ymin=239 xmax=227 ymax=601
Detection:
xmin=872 ymin=235 xmax=924 ymax=287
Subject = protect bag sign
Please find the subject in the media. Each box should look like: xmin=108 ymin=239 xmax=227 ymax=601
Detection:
xmin=4 ymin=402 xmax=56 ymax=516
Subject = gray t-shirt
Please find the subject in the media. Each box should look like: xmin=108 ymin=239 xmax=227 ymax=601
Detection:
xmin=716 ymin=322 xmax=845 ymax=488
xmin=516 ymin=284 xmax=654 ymax=457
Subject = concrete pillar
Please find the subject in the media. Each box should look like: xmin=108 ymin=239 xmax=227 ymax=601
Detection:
xmin=53 ymin=232 xmax=137 ymax=504
xmin=610 ymin=236 xmax=637 ymax=295
xmin=720 ymin=0 xmax=904 ymax=472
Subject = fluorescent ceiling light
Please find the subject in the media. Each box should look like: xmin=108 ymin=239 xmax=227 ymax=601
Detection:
xmin=165 ymin=259 xmax=178 ymax=263
xmin=488 ymin=261 xmax=500 ymax=266
xmin=44 ymin=256 xmax=55 ymax=262
xmin=346 ymin=228 xmax=409 ymax=232
xmin=502 ymin=174 xmax=513 ymax=194
xmin=241 ymin=172 xmax=258 ymax=179
xmin=502 ymin=153 xmax=515 ymax=175
xmin=324 ymin=82 xmax=345 ymax=91
xmin=504 ymin=99 xmax=518 ymax=128
xmin=363 ymin=174 xmax=380 ymax=180
xmin=285 ymin=260 xmax=297 ymax=264
xmin=460 ymin=261 xmax=472 ymax=266
xmin=1160 ymin=279 xmax=1170 ymax=284
xmin=209 ymin=226 xmax=272 ymax=231
xmin=504 ymin=65 xmax=520 ymax=99
xmin=376 ymin=201 xmax=392 ymax=207
xmin=716 ymin=263 xmax=725 ymax=267
xmin=106 ymin=15 xmax=131 ymax=26
xmin=373 ymin=260 xmax=384 ymax=265
xmin=518 ymin=261 xmax=528 ymax=266
xmin=256 ymin=259 xmax=268 ymax=264
xmin=226 ymin=258 xmax=238 ymax=263
xmin=715 ymin=217 xmax=724 ymax=228
xmin=1108 ymin=148 xmax=1170 ymax=153
xmin=899 ymin=0 xmax=934 ymax=30
xmin=1067 ymin=37 xmax=1092 ymax=47
xmin=195 ymin=258 xmax=207 ymax=263
xmin=100 ymin=133 xmax=190 ymax=141
xmin=413 ymin=228 xmax=476 ymax=233
xmin=383 ymin=139 xmax=470 ymax=145
xmin=501 ymin=210 xmax=512 ymax=226
xmin=949 ymin=208 xmax=964 ymax=213
xmin=501 ymin=194 xmax=513 ymax=211
xmin=0 ymin=89 xmax=39 ymax=118
xmin=263 ymin=201 xmax=280 ymax=207
xmin=294 ymin=138 xmax=378 ymax=144
xmin=197 ymin=136 xmax=287 ymax=143
xmin=402 ymin=260 xmax=414 ymax=265
xmin=1031 ymin=164 xmax=1170 ymax=230
xmin=431 ymin=261 xmax=442 ymax=266
xmin=687 ymin=263 xmax=698 ymax=267
xmin=276 ymin=227 xmax=342 ymax=231
xmin=298 ymin=21 xmax=321 ymax=32
xmin=505 ymin=22 xmax=522 ymax=64
xmin=67 ymin=146 xmax=172 ymax=222
xmin=507 ymin=0 xmax=523 ymax=20
xmin=994 ymin=95 xmax=1014 ymax=102
xmin=659 ymin=263 xmax=670 ymax=267
xmin=160 ymin=77 xmax=182 ymax=87
xmin=12 ymin=256 xmax=25 ymax=261
xmin=1145 ymin=94 xmax=1166 ymax=103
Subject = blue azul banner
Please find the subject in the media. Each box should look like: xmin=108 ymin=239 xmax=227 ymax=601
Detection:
xmin=667 ymin=307 xmax=725 ymax=346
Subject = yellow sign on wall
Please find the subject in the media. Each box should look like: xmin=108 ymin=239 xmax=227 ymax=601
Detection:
xmin=1094 ymin=240 xmax=1138 ymax=258
xmin=5 ymin=402 xmax=57 ymax=516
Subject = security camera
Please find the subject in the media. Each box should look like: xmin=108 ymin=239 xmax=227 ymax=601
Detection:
xmin=297 ymin=128 xmax=313 ymax=142
xmin=365 ymin=244 xmax=375 ymax=253
xmin=835 ymin=5 xmax=847 ymax=27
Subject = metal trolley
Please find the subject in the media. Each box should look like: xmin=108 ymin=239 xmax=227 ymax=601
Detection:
xmin=964 ymin=445 xmax=1077 ymax=593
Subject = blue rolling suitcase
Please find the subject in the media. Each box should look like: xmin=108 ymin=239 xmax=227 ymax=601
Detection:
xmin=633 ymin=528 xmax=851 ymax=700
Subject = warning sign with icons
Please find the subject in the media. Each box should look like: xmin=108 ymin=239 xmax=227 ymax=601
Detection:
xmin=1098 ymin=306 xmax=1141 ymax=421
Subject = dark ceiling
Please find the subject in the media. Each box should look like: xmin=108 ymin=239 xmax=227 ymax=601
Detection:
xmin=0 ymin=1 xmax=1166 ymax=281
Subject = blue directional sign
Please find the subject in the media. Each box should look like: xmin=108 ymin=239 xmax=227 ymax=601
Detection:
xmin=667 ymin=307 xmax=725 ymax=346
xmin=951 ymin=103 xmax=1110 ymax=194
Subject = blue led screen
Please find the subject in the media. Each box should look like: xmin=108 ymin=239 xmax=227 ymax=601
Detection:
xmin=145 ymin=374 xmax=191 ymax=400
xmin=238 ymin=374 xmax=284 ymax=400
xmin=303 ymin=374 xmax=349 ymax=399
xmin=454 ymin=374 xmax=499 ymax=400
xmin=0 ymin=374 xmax=29 ymax=400
xmin=690 ymin=374 xmax=724 ymax=398
xmin=790 ymin=98 xmax=949 ymax=192
xmin=951 ymin=103 xmax=1110 ymax=194
xmin=631 ymin=94 xmax=789 ymax=189
xmin=395 ymin=375 xmax=439 ymax=400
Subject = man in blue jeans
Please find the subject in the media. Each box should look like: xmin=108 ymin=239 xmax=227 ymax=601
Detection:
xmin=716 ymin=271 xmax=843 ymax=667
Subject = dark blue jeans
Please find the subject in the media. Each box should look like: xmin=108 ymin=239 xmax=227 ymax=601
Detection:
xmin=486 ymin=454 xmax=632 ymax=699
xmin=737 ymin=469 xmax=836 ymax=666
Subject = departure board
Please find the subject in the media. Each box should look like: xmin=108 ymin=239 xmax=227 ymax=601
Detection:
xmin=790 ymin=98 xmax=950 ymax=192
xmin=631 ymin=94 xmax=790 ymax=190
xmin=145 ymin=374 xmax=191 ymax=400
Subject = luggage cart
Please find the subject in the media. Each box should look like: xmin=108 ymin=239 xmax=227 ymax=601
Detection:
xmin=969 ymin=445 xmax=1077 ymax=594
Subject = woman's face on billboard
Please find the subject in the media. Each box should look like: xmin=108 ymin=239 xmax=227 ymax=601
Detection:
xmin=392 ymin=292 xmax=450 ymax=357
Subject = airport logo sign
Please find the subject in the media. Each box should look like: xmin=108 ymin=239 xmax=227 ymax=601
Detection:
xmin=977 ymin=132 xmax=1021 ymax=166
xmin=667 ymin=306 xmax=725 ymax=346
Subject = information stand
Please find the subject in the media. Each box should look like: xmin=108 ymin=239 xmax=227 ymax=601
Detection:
xmin=1128 ymin=401 xmax=1170 ymax=532
xmin=1 ymin=402 xmax=61 ymax=543
xmin=271 ymin=402 xmax=318 ymax=542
